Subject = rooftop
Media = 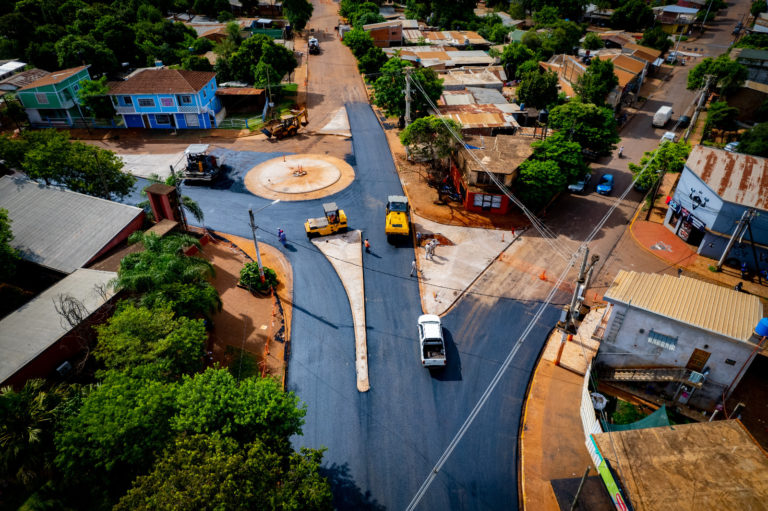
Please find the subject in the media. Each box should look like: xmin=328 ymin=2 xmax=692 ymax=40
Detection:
xmin=0 ymin=268 xmax=117 ymax=385
xmin=604 ymin=270 xmax=763 ymax=343
xmin=440 ymin=67 xmax=505 ymax=90
xmin=436 ymin=103 xmax=521 ymax=130
xmin=0 ymin=176 xmax=143 ymax=274
xmin=18 ymin=65 xmax=88 ymax=91
xmin=593 ymin=420 xmax=768 ymax=511
xmin=458 ymin=135 xmax=534 ymax=175
xmin=441 ymin=87 xmax=508 ymax=106
xmin=108 ymin=68 xmax=216 ymax=95
xmin=0 ymin=68 xmax=50 ymax=91
xmin=685 ymin=145 xmax=768 ymax=211
xmin=402 ymin=30 xmax=490 ymax=47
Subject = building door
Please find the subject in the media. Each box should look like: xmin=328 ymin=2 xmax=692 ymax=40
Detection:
xmin=686 ymin=348 xmax=710 ymax=372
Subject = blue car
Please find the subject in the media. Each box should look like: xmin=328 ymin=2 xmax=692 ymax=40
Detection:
xmin=596 ymin=174 xmax=614 ymax=195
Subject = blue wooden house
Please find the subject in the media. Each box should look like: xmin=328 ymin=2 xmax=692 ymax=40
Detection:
xmin=108 ymin=69 xmax=224 ymax=129
xmin=17 ymin=66 xmax=92 ymax=128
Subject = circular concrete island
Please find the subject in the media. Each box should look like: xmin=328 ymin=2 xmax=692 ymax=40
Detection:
xmin=244 ymin=154 xmax=355 ymax=201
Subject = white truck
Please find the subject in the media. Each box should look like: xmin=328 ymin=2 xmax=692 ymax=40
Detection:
xmin=418 ymin=314 xmax=447 ymax=367
xmin=653 ymin=106 xmax=673 ymax=128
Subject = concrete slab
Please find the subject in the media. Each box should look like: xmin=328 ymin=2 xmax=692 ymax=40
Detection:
xmin=314 ymin=107 xmax=351 ymax=137
xmin=244 ymin=154 xmax=355 ymax=201
xmin=312 ymin=230 xmax=369 ymax=392
xmin=413 ymin=214 xmax=520 ymax=315
xmin=118 ymin=153 xmax=183 ymax=179
xmin=540 ymin=306 xmax=605 ymax=376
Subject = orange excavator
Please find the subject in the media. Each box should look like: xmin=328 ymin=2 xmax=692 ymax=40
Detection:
xmin=261 ymin=108 xmax=308 ymax=140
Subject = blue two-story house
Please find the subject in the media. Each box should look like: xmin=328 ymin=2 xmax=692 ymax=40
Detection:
xmin=108 ymin=68 xmax=224 ymax=129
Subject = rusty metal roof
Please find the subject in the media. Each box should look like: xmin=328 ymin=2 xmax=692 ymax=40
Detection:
xmin=215 ymin=87 xmax=265 ymax=96
xmin=605 ymin=270 xmax=763 ymax=343
xmin=686 ymin=145 xmax=768 ymax=211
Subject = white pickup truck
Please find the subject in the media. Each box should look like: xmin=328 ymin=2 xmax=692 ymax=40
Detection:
xmin=418 ymin=314 xmax=447 ymax=367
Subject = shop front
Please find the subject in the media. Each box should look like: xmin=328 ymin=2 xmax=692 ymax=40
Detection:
xmin=667 ymin=199 xmax=706 ymax=246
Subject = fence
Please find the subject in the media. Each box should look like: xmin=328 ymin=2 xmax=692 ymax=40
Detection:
xmin=216 ymin=116 xmax=263 ymax=130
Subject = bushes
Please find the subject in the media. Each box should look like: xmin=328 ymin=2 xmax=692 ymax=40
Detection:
xmin=240 ymin=263 xmax=279 ymax=292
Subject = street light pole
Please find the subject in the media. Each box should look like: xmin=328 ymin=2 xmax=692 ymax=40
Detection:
xmin=248 ymin=199 xmax=280 ymax=283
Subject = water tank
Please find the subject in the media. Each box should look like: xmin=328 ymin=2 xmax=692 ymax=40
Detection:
xmin=755 ymin=318 xmax=768 ymax=337
xmin=154 ymin=60 xmax=163 ymax=67
xmin=538 ymin=108 xmax=549 ymax=124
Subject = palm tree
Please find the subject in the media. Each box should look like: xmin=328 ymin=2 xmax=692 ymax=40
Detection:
xmin=137 ymin=171 xmax=204 ymax=225
xmin=113 ymin=232 xmax=221 ymax=319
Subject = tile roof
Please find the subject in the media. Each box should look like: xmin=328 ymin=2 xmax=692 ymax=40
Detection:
xmin=605 ymin=270 xmax=763 ymax=342
xmin=108 ymin=68 xmax=216 ymax=95
xmin=685 ymin=145 xmax=768 ymax=211
xmin=18 ymin=65 xmax=88 ymax=91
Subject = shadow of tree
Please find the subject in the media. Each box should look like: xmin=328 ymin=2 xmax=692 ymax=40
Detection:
xmin=320 ymin=463 xmax=385 ymax=511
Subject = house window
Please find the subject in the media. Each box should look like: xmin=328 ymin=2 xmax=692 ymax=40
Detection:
xmin=155 ymin=114 xmax=171 ymax=125
xmin=72 ymin=84 xmax=79 ymax=92
xmin=35 ymin=93 xmax=48 ymax=104
xmin=179 ymin=95 xmax=192 ymax=104
xmin=160 ymin=97 xmax=174 ymax=107
xmin=123 ymin=96 xmax=132 ymax=105
xmin=475 ymin=172 xmax=505 ymax=186
xmin=138 ymin=98 xmax=155 ymax=107
xmin=648 ymin=330 xmax=677 ymax=351
xmin=473 ymin=194 xmax=502 ymax=210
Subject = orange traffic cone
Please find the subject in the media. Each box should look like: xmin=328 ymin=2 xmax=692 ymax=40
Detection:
xmin=539 ymin=271 xmax=547 ymax=281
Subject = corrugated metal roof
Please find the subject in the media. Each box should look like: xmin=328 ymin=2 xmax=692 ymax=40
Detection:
xmin=604 ymin=270 xmax=763 ymax=342
xmin=0 ymin=268 xmax=117 ymax=385
xmin=0 ymin=176 xmax=143 ymax=274
xmin=685 ymin=145 xmax=768 ymax=210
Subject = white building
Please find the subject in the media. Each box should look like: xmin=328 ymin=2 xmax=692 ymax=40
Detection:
xmin=596 ymin=270 xmax=764 ymax=410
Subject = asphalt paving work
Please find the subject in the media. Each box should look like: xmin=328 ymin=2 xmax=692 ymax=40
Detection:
xmin=116 ymin=103 xmax=566 ymax=510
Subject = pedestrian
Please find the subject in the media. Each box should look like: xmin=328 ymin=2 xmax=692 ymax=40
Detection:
xmin=618 ymin=146 xmax=624 ymax=158
xmin=410 ymin=259 xmax=418 ymax=277
xmin=677 ymin=268 xmax=683 ymax=278
xmin=364 ymin=238 xmax=370 ymax=253
xmin=426 ymin=240 xmax=434 ymax=260
xmin=416 ymin=231 xmax=422 ymax=246
xmin=735 ymin=282 xmax=743 ymax=292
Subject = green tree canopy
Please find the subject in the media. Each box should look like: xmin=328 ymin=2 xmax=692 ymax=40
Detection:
xmin=738 ymin=122 xmax=768 ymax=157
xmin=500 ymin=42 xmax=536 ymax=80
xmin=94 ymin=304 xmax=207 ymax=381
xmin=687 ymin=55 xmax=748 ymax=97
xmin=705 ymin=101 xmax=739 ymax=132
xmin=21 ymin=131 xmax=136 ymax=200
xmin=640 ymin=26 xmax=672 ymax=53
xmin=115 ymin=434 xmax=333 ymax=511
xmin=548 ymin=100 xmax=620 ymax=155
xmin=628 ymin=140 xmax=691 ymax=192
xmin=342 ymin=27 xmax=375 ymax=59
xmin=516 ymin=70 xmax=559 ymax=109
xmin=610 ymin=0 xmax=655 ymax=31
xmin=516 ymin=159 xmax=565 ymax=208
xmin=283 ymin=0 xmax=314 ymax=31
xmin=192 ymin=0 xmax=230 ymax=17
xmin=357 ymin=46 xmax=388 ymax=75
xmin=77 ymin=76 xmax=115 ymax=120
xmin=583 ymin=32 xmax=604 ymax=50
xmin=372 ymin=58 xmax=443 ymax=118
xmin=529 ymin=132 xmax=588 ymax=184
xmin=217 ymin=34 xmax=297 ymax=84
xmin=181 ymin=54 xmax=214 ymax=71
xmin=171 ymin=368 xmax=306 ymax=449
xmin=575 ymin=57 xmax=618 ymax=106
xmin=0 ymin=208 xmax=20 ymax=282
xmin=533 ymin=5 xmax=560 ymax=25
xmin=399 ymin=116 xmax=462 ymax=166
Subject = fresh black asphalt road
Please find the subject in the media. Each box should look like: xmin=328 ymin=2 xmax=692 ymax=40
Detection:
xmin=122 ymin=103 xmax=562 ymax=510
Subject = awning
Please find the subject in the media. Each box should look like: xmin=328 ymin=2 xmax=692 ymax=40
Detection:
xmin=652 ymin=57 xmax=664 ymax=67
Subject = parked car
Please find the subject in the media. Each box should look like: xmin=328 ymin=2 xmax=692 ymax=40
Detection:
xmin=661 ymin=132 xmax=676 ymax=143
xmin=678 ymin=115 xmax=691 ymax=128
xmin=568 ymin=172 xmax=592 ymax=193
xmin=653 ymin=106 xmax=673 ymax=127
xmin=596 ymin=174 xmax=614 ymax=195
xmin=417 ymin=314 xmax=447 ymax=367
xmin=724 ymin=142 xmax=740 ymax=153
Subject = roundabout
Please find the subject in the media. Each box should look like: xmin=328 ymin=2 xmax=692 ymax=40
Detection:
xmin=243 ymin=153 xmax=355 ymax=200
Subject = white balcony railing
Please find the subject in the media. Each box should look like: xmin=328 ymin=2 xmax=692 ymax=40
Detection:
xmin=115 ymin=105 xmax=136 ymax=114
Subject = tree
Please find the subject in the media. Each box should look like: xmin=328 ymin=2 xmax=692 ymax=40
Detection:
xmin=529 ymin=132 xmax=588 ymax=183
xmin=372 ymin=58 xmax=443 ymax=118
xmin=705 ymin=101 xmax=738 ymax=132
xmin=610 ymin=0 xmax=654 ymax=31
xmin=182 ymin=55 xmax=213 ymax=71
xmin=628 ymin=141 xmax=690 ymax=192
xmin=239 ymin=263 xmax=278 ymax=292
xmin=583 ymin=32 xmax=604 ymax=50
xmin=0 ymin=208 xmax=20 ymax=281
xmin=533 ymin=5 xmax=559 ymax=25
xmin=574 ymin=57 xmax=618 ymax=106
xmin=548 ymin=100 xmax=620 ymax=155
xmin=738 ymin=122 xmax=768 ymax=157
xmin=220 ymin=34 xmax=297 ymax=83
xmin=516 ymin=159 xmax=566 ymax=208
xmin=21 ymin=131 xmax=136 ymax=200
xmin=54 ymin=34 xmax=118 ymax=76
xmin=76 ymin=76 xmax=115 ymax=120
xmin=500 ymin=42 xmax=535 ymax=80
xmin=94 ymin=304 xmax=207 ymax=381
xmin=541 ymin=20 xmax=584 ymax=56
xmin=735 ymin=33 xmax=768 ymax=50
xmin=752 ymin=0 xmax=767 ymax=16
xmin=399 ymin=116 xmax=462 ymax=167
xmin=687 ymin=55 xmax=748 ymax=97
xmin=115 ymin=434 xmax=333 ymax=511
xmin=516 ymin=70 xmax=559 ymax=109
xmin=357 ymin=46 xmax=388 ymax=75
xmin=0 ymin=380 xmax=71 ymax=495
xmin=55 ymin=373 xmax=178 ymax=490
xmin=192 ymin=0 xmax=230 ymax=17
xmin=342 ymin=27 xmax=375 ymax=59
xmin=171 ymin=368 xmax=306 ymax=448
xmin=283 ymin=0 xmax=313 ymax=31
xmin=640 ymin=26 xmax=672 ymax=53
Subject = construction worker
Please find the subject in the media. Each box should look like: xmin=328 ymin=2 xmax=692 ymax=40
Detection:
xmin=364 ymin=238 xmax=371 ymax=253
xmin=410 ymin=259 xmax=418 ymax=277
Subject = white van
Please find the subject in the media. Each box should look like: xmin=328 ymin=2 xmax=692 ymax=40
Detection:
xmin=653 ymin=106 xmax=673 ymax=127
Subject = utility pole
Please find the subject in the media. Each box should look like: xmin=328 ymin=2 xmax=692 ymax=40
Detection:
xmin=555 ymin=249 xmax=599 ymax=366
xmin=248 ymin=200 xmax=281 ymax=284
xmin=645 ymin=167 xmax=667 ymax=221
xmin=716 ymin=208 xmax=753 ymax=270
xmin=684 ymin=75 xmax=713 ymax=141
xmin=404 ymin=67 xmax=413 ymax=127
